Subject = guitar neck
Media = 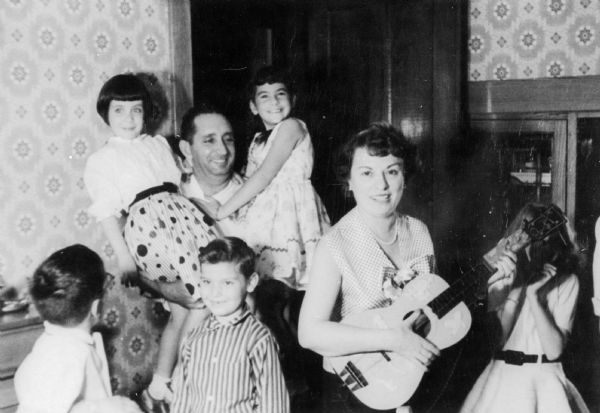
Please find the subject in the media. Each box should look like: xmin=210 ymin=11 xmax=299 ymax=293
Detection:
xmin=425 ymin=204 xmax=565 ymax=320
xmin=428 ymin=261 xmax=493 ymax=319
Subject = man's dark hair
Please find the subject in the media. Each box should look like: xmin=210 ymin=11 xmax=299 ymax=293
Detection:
xmin=180 ymin=101 xmax=227 ymax=144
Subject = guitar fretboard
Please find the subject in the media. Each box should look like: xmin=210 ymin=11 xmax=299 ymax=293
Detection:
xmin=428 ymin=262 xmax=492 ymax=318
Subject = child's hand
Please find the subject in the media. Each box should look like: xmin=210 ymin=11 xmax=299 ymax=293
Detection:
xmin=190 ymin=197 xmax=221 ymax=220
xmin=526 ymin=263 xmax=556 ymax=299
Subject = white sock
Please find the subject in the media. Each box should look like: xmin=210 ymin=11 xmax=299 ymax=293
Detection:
xmin=147 ymin=374 xmax=172 ymax=401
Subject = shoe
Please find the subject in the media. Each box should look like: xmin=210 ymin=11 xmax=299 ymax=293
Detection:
xmin=137 ymin=389 xmax=170 ymax=413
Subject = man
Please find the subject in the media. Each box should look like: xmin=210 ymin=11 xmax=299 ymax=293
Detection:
xmin=140 ymin=103 xmax=243 ymax=307
xmin=177 ymin=103 xmax=243 ymax=237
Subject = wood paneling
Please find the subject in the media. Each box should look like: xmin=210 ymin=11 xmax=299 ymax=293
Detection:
xmin=469 ymin=76 xmax=600 ymax=114
xmin=168 ymin=0 xmax=193 ymax=134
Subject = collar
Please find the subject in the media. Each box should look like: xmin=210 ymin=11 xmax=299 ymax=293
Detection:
xmin=43 ymin=321 xmax=95 ymax=345
xmin=108 ymin=133 xmax=150 ymax=143
xmin=185 ymin=173 xmax=242 ymax=203
xmin=205 ymin=304 xmax=252 ymax=331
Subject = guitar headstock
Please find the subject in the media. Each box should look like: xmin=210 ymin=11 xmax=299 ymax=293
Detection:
xmin=483 ymin=204 xmax=566 ymax=270
xmin=522 ymin=204 xmax=567 ymax=241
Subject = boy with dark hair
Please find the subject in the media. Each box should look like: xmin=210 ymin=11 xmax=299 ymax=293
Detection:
xmin=171 ymin=237 xmax=289 ymax=413
xmin=15 ymin=244 xmax=141 ymax=413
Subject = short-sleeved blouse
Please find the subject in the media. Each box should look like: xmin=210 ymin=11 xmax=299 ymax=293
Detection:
xmin=502 ymin=273 xmax=579 ymax=353
xmin=84 ymin=134 xmax=181 ymax=221
xmin=323 ymin=207 xmax=435 ymax=320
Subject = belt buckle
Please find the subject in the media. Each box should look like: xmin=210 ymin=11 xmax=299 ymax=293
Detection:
xmin=503 ymin=350 xmax=525 ymax=365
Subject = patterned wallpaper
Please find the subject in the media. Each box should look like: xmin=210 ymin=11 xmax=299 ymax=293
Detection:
xmin=469 ymin=0 xmax=600 ymax=81
xmin=0 ymin=0 xmax=173 ymax=288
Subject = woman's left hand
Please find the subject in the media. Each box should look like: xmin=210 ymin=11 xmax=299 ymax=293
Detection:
xmin=526 ymin=263 xmax=556 ymax=298
xmin=190 ymin=197 xmax=221 ymax=220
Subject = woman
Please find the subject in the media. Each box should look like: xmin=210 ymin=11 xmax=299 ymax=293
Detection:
xmin=298 ymin=123 xmax=440 ymax=413
xmin=461 ymin=203 xmax=589 ymax=413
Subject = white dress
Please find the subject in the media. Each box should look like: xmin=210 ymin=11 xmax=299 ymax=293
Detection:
xmin=240 ymin=118 xmax=330 ymax=290
xmin=84 ymin=134 xmax=219 ymax=298
xmin=460 ymin=274 xmax=589 ymax=413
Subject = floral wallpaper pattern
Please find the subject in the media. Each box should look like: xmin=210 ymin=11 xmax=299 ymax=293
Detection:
xmin=469 ymin=0 xmax=600 ymax=81
xmin=0 ymin=0 xmax=173 ymax=396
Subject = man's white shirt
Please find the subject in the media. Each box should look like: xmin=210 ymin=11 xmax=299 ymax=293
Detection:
xmin=181 ymin=173 xmax=244 ymax=237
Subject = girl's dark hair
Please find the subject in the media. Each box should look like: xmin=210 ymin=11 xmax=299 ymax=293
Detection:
xmin=96 ymin=73 xmax=153 ymax=126
xmin=336 ymin=122 xmax=419 ymax=184
xmin=247 ymin=66 xmax=295 ymax=102
xmin=199 ymin=237 xmax=256 ymax=279
xmin=246 ymin=66 xmax=296 ymax=145
xmin=30 ymin=244 xmax=106 ymax=326
xmin=505 ymin=203 xmax=583 ymax=278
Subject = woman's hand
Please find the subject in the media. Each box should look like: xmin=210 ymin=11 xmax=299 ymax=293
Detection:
xmin=487 ymin=251 xmax=517 ymax=310
xmin=117 ymin=253 xmax=140 ymax=287
xmin=190 ymin=197 xmax=221 ymax=220
xmin=390 ymin=311 xmax=440 ymax=368
xmin=526 ymin=263 xmax=556 ymax=299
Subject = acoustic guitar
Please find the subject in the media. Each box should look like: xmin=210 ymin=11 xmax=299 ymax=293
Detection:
xmin=326 ymin=204 xmax=567 ymax=410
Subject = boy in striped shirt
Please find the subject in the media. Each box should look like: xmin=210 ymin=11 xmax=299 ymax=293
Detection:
xmin=171 ymin=237 xmax=290 ymax=413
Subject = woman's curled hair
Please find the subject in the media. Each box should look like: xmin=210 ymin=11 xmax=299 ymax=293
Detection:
xmin=336 ymin=122 xmax=420 ymax=184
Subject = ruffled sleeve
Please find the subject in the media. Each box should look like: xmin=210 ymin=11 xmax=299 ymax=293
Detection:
xmin=83 ymin=149 xmax=124 ymax=221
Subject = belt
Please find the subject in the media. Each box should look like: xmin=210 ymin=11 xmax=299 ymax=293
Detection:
xmin=130 ymin=182 xmax=178 ymax=208
xmin=494 ymin=350 xmax=559 ymax=365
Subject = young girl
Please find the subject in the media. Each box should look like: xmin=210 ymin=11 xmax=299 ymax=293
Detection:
xmin=84 ymin=73 xmax=219 ymax=405
xmin=461 ymin=203 xmax=589 ymax=413
xmin=199 ymin=66 xmax=330 ymax=394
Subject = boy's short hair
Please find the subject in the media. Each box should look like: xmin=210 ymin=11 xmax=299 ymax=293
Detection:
xmin=199 ymin=237 xmax=256 ymax=279
xmin=96 ymin=73 xmax=153 ymax=126
xmin=30 ymin=244 xmax=106 ymax=326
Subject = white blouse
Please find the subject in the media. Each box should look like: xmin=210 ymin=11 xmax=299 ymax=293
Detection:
xmin=84 ymin=134 xmax=182 ymax=221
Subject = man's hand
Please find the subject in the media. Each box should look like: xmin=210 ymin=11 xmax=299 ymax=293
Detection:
xmin=117 ymin=254 xmax=140 ymax=287
xmin=138 ymin=276 xmax=205 ymax=310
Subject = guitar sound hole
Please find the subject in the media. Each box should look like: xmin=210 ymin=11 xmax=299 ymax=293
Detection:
xmin=403 ymin=310 xmax=431 ymax=338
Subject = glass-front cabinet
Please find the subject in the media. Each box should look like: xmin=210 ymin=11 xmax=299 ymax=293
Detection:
xmin=458 ymin=117 xmax=567 ymax=257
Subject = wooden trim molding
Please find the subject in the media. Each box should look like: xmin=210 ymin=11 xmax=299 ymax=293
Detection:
xmin=469 ymin=76 xmax=600 ymax=114
xmin=167 ymin=0 xmax=193 ymax=135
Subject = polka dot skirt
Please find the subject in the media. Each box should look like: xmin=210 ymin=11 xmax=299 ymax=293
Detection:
xmin=124 ymin=192 xmax=220 ymax=299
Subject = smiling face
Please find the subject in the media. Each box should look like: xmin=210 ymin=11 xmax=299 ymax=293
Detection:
xmin=181 ymin=113 xmax=235 ymax=182
xmin=199 ymin=262 xmax=258 ymax=321
xmin=348 ymin=147 xmax=406 ymax=218
xmin=107 ymin=99 xmax=144 ymax=140
xmin=249 ymin=82 xmax=293 ymax=129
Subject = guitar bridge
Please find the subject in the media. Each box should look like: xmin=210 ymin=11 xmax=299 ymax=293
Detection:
xmin=340 ymin=361 xmax=369 ymax=391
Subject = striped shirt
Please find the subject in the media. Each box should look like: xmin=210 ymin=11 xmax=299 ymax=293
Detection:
xmin=171 ymin=306 xmax=290 ymax=413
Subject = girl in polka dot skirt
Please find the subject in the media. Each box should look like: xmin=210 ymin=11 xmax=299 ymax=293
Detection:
xmin=84 ymin=73 xmax=219 ymax=406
